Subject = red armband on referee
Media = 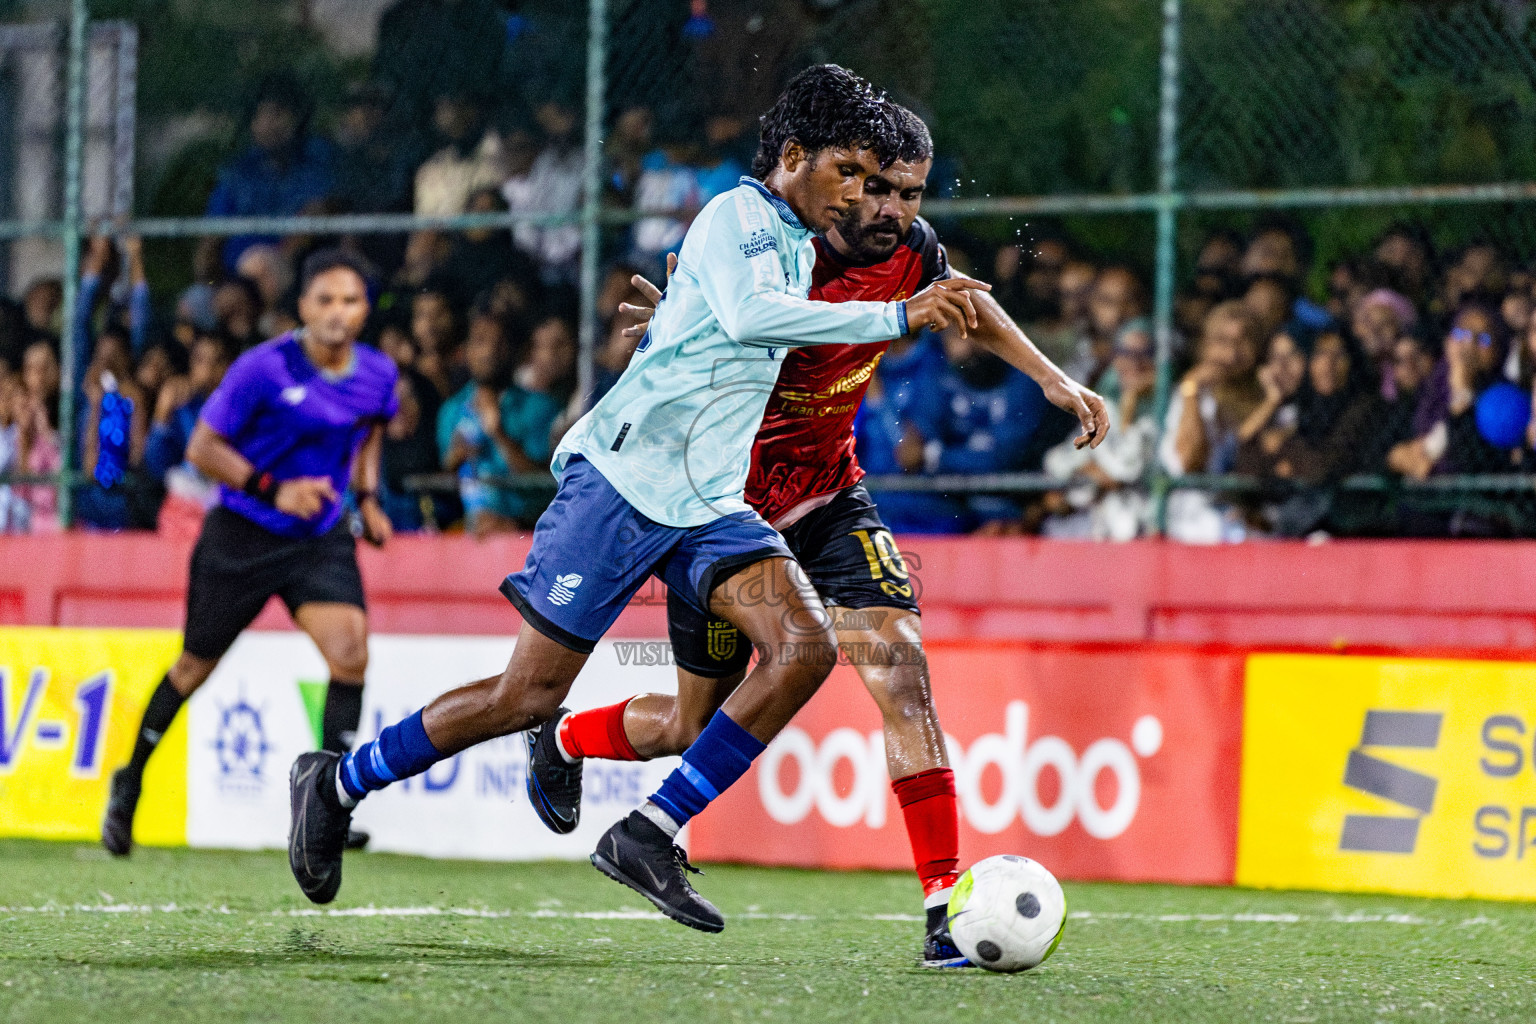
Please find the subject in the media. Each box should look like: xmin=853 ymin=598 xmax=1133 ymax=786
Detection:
xmin=242 ymin=471 xmax=280 ymax=505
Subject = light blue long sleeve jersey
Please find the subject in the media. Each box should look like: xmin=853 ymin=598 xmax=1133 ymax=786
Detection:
xmin=554 ymin=177 xmax=909 ymax=526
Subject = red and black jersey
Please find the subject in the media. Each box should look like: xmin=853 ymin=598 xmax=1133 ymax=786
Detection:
xmin=746 ymin=216 xmax=949 ymax=525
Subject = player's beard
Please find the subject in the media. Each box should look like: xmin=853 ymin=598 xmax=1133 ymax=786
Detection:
xmin=838 ymin=213 xmax=904 ymax=262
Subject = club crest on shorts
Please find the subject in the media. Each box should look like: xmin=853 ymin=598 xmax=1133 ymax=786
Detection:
xmin=548 ymin=573 xmax=583 ymax=606
xmin=707 ymin=619 xmax=739 ymax=663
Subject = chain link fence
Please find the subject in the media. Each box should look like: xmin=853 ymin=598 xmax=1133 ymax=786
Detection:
xmin=5 ymin=0 xmax=1536 ymax=536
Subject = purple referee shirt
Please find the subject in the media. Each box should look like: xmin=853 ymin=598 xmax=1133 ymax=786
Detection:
xmin=199 ymin=332 xmax=398 ymax=538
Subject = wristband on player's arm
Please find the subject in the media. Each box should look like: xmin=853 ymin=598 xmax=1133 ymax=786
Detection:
xmin=242 ymin=470 xmax=281 ymax=505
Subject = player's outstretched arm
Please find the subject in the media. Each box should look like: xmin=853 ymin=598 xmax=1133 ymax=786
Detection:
xmin=620 ymin=251 xmax=991 ymax=347
xmin=685 ymin=202 xmax=911 ymax=349
xmin=186 ymin=420 xmax=338 ymax=520
xmin=965 ymin=281 xmax=1110 ymax=450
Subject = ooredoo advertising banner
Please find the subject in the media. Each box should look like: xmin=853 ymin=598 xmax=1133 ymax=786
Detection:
xmin=1238 ymin=653 xmax=1536 ymax=900
xmin=687 ymin=644 xmax=1247 ymax=885
xmin=0 ymin=627 xmax=185 ymax=845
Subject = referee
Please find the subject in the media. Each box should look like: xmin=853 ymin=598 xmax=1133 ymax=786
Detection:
xmin=102 ymin=248 xmax=398 ymax=856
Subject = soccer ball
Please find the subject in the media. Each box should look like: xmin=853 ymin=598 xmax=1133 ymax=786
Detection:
xmin=946 ymin=855 xmax=1066 ymax=972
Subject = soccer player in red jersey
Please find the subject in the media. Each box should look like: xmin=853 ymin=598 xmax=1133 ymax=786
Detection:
xmin=527 ymin=104 xmax=1106 ymax=964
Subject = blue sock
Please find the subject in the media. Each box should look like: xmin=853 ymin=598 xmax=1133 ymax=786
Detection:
xmin=338 ymin=709 xmax=442 ymax=801
xmin=648 ymin=710 xmax=766 ymax=827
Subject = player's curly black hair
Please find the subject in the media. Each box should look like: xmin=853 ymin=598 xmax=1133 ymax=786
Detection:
xmin=750 ymin=64 xmax=900 ymax=180
xmin=888 ymin=102 xmax=934 ymax=165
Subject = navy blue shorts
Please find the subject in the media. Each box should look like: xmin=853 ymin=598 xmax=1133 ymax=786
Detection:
xmin=500 ymin=457 xmax=792 ymax=654
xmin=668 ymin=483 xmax=918 ymax=677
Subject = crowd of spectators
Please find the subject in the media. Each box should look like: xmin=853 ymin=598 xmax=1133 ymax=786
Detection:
xmin=3 ymin=1 xmax=1536 ymax=541
xmin=924 ymin=217 xmax=1536 ymax=541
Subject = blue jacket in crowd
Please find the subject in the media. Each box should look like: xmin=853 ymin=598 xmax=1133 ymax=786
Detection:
xmin=206 ymin=136 xmax=336 ymax=272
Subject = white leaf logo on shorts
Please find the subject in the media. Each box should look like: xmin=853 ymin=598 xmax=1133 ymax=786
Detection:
xmin=548 ymin=573 xmax=583 ymax=606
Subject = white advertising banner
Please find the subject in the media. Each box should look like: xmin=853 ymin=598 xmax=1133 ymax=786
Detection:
xmin=186 ymin=632 xmax=680 ymax=859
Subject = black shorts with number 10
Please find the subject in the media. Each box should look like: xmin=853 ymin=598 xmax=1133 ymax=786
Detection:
xmin=667 ymin=483 xmax=917 ymax=678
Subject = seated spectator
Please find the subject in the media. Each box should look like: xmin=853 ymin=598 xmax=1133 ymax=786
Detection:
xmin=437 ymin=310 xmax=561 ymax=534
xmin=1160 ymin=300 xmax=1264 ymax=543
xmin=1373 ymin=223 xmax=1435 ymax=310
xmin=1175 ymin=230 xmax=1245 ymax=352
xmin=503 ymin=101 xmax=584 ymax=285
xmin=1441 ymin=242 xmax=1506 ymax=313
xmin=134 ymin=340 xmax=183 ymax=406
xmin=518 ymin=313 xmax=577 ymax=405
xmin=145 ymin=331 xmax=234 ymax=537
xmin=22 ymin=277 xmax=62 ymax=337
xmin=202 ymin=74 xmax=334 ymax=274
xmin=605 ymin=104 xmax=655 ymax=204
xmin=439 ymin=187 xmax=539 ymax=306
xmin=1240 ymin=217 xmax=1331 ymax=330
xmin=212 ymin=276 xmax=264 ymax=351
xmin=382 ymin=367 xmax=444 ymax=533
xmin=928 ymin=325 xmax=1051 ymax=533
xmin=1241 ymin=273 xmax=1298 ymax=344
xmin=1238 ymin=328 xmax=1383 ymax=537
xmin=1233 ymin=327 xmax=1310 ymax=462
xmin=1040 ymin=318 xmax=1158 ymax=540
xmin=855 ymin=332 xmax=965 ymax=534
xmin=375 ymin=310 xmax=416 ymax=370
xmin=1389 ymin=303 xmax=1518 ymax=480
xmin=1350 ymin=289 xmax=1417 ymax=397
xmin=1063 ymin=266 xmax=1142 ymax=388
xmin=9 ymin=337 xmax=62 ymax=530
xmin=1239 ymin=328 xmax=1381 ymax=483
xmin=1361 ymin=330 xmax=1439 ymax=474
xmin=410 ymin=282 xmax=465 ymax=399
xmin=373 ymin=311 xmax=445 ymax=531
xmin=414 ymin=89 xmax=505 ymax=218
xmin=333 ymin=81 xmax=420 ymax=217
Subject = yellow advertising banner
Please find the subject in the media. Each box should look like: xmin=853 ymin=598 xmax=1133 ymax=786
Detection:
xmin=1239 ymin=653 xmax=1536 ymax=900
xmin=0 ymin=627 xmax=185 ymax=846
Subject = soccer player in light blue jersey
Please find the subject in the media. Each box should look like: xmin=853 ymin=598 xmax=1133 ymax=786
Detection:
xmin=287 ymin=66 xmax=990 ymax=928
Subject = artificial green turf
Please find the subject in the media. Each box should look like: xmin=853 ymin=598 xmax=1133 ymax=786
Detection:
xmin=1 ymin=839 xmax=1534 ymax=1023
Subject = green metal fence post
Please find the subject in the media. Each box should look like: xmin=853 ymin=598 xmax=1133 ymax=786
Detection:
xmin=576 ymin=0 xmax=608 ymax=411
xmin=56 ymin=0 xmax=88 ymax=529
xmin=1150 ymin=0 xmax=1182 ymax=536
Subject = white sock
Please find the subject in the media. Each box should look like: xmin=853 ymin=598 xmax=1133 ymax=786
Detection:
xmin=335 ymin=769 xmax=358 ymax=809
xmin=924 ymin=886 xmax=954 ymax=911
xmin=639 ymin=800 xmax=681 ymax=838
xmin=552 ymin=717 xmax=580 ymax=764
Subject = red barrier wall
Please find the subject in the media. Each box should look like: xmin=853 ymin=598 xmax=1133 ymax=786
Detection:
xmin=5 ymin=533 xmax=1536 ymax=652
xmin=688 ymin=642 xmax=1246 ymax=884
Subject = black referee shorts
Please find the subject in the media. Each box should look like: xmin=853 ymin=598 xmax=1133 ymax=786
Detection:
xmin=668 ymin=484 xmax=919 ymax=678
xmin=182 ymin=506 xmax=366 ymax=661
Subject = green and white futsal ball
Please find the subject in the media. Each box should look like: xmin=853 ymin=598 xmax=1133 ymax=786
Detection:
xmin=947 ymin=855 xmax=1067 ymax=972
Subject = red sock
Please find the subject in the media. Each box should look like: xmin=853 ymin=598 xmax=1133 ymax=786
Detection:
xmin=892 ymin=767 xmax=960 ymax=898
xmin=557 ymin=699 xmax=642 ymax=761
